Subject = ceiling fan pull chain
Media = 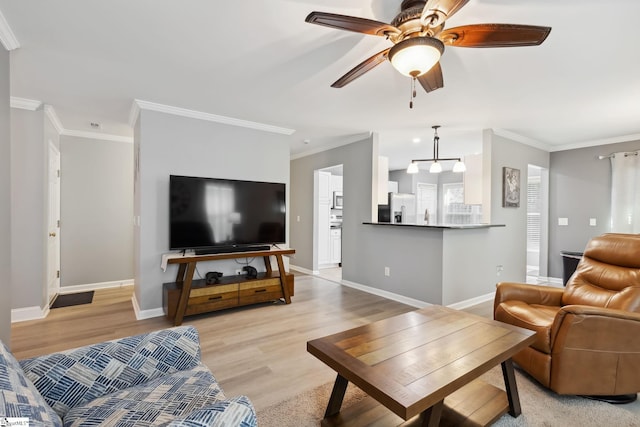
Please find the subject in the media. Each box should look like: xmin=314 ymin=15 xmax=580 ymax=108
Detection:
xmin=409 ymin=77 xmax=417 ymax=109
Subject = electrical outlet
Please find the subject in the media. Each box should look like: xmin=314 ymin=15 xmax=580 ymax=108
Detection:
xmin=235 ymin=269 xmax=243 ymax=275
xmin=496 ymin=265 xmax=504 ymax=276
xmin=384 ymin=267 xmax=390 ymax=277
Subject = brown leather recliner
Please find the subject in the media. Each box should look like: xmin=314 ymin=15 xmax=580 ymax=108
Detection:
xmin=494 ymin=233 xmax=640 ymax=400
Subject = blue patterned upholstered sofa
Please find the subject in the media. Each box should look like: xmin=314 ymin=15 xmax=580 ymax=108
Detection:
xmin=0 ymin=326 xmax=256 ymax=426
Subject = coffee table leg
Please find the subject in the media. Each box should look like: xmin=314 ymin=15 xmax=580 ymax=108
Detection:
xmin=501 ymin=358 xmax=522 ymax=417
xmin=324 ymin=374 xmax=349 ymax=418
xmin=419 ymin=400 xmax=444 ymax=427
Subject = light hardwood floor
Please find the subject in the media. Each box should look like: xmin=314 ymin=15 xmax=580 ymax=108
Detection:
xmin=11 ymin=275 xmax=418 ymax=411
xmin=14 ymin=276 xmax=637 ymax=418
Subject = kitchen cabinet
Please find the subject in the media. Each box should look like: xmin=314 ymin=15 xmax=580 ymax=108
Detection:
xmin=317 ymin=171 xmax=332 ymax=265
xmin=330 ymin=228 xmax=341 ymax=264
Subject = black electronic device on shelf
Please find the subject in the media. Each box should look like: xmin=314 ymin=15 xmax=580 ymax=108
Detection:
xmin=169 ymin=175 xmax=286 ymax=254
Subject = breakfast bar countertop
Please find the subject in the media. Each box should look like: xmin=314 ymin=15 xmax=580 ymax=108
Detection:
xmin=363 ymin=222 xmax=505 ymax=229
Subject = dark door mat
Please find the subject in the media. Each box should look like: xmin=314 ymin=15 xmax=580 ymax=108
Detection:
xmin=51 ymin=291 xmax=95 ymax=309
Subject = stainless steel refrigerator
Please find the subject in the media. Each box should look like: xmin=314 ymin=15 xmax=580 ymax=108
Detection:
xmin=378 ymin=192 xmax=416 ymax=224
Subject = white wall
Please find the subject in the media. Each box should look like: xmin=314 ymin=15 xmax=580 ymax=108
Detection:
xmin=0 ymin=47 xmax=11 ymax=343
xmin=133 ymin=109 xmax=290 ymax=312
xmin=60 ymin=136 xmax=134 ymax=287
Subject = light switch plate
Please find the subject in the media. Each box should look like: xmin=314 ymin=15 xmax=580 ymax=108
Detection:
xmin=589 ymin=218 xmax=597 ymax=226
xmin=558 ymin=217 xmax=569 ymax=226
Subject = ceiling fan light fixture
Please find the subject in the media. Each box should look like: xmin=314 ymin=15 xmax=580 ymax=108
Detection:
xmin=389 ymin=37 xmax=444 ymax=77
xmin=407 ymin=162 xmax=419 ymax=174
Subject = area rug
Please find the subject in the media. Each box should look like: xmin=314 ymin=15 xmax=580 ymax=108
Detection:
xmin=50 ymin=291 xmax=94 ymax=308
xmin=257 ymin=366 xmax=640 ymax=426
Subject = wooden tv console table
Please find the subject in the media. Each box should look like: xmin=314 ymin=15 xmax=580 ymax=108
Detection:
xmin=163 ymin=248 xmax=295 ymax=326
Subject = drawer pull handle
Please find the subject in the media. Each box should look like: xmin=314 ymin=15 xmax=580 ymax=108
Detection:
xmin=208 ymin=296 xmax=223 ymax=301
xmin=255 ymin=289 xmax=267 ymax=293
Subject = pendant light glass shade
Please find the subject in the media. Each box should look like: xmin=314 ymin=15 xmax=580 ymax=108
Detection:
xmin=452 ymin=159 xmax=466 ymax=173
xmin=389 ymin=37 xmax=444 ymax=77
xmin=407 ymin=162 xmax=419 ymax=174
xmin=429 ymin=161 xmax=442 ymax=173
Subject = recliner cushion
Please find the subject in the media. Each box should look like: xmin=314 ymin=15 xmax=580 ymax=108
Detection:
xmin=495 ymin=301 xmax=560 ymax=353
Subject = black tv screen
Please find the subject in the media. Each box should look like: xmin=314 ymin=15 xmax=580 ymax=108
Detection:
xmin=170 ymin=175 xmax=286 ymax=253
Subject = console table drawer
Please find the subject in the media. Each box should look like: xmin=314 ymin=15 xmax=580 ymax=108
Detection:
xmin=189 ymin=283 xmax=238 ymax=299
xmin=185 ymin=296 xmax=238 ymax=316
xmin=239 ymin=279 xmax=283 ymax=304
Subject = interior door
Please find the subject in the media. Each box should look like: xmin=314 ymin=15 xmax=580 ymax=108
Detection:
xmin=47 ymin=142 xmax=61 ymax=303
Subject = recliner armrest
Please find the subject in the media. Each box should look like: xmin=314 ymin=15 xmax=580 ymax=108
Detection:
xmin=494 ymin=282 xmax=564 ymax=316
xmin=550 ymin=305 xmax=640 ymax=352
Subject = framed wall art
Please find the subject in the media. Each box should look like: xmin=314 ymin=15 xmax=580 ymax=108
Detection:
xmin=503 ymin=167 xmax=520 ymax=208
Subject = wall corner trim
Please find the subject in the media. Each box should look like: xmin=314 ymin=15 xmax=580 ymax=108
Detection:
xmin=0 ymin=9 xmax=19 ymax=51
xmin=132 ymin=99 xmax=296 ymax=136
xmin=10 ymin=97 xmax=42 ymax=111
xmin=131 ymin=293 xmax=165 ymax=320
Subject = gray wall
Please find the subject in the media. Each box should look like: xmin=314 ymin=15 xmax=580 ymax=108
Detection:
xmin=60 ymin=136 xmax=134 ymax=286
xmin=134 ymin=110 xmax=290 ymax=311
xmin=10 ymin=108 xmax=47 ymax=310
xmin=389 ymin=169 xmax=414 ymax=194
xmin=486 ymin=130 xmax=550 ymax=283
xmin=0 ymin=47 xmax=11 ymax=343
xmin=290 ymin=136 xmax=375 ymax=277
xmin=548 ymin=138 xmax=640 ymax=277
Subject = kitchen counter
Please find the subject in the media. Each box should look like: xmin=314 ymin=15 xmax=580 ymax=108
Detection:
xmin=363 ymin=222 xmax=505 ymax=229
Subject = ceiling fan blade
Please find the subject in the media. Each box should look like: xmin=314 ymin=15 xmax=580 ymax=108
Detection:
xmin=331 ymin=48 xmax=391 ymax=88
xmin=439 ymin=24 xmax=552 ymax=47
xmin=421 ymin=0 xmax=470 ymax=26
xmin=417 ymin=62 xmax=444 ymax=93
xmin=305 ymin=12 xmax=399 ymax=37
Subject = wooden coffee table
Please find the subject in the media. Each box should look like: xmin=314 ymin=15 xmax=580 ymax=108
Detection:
xmin=307 ymin=305 xmax=536 ymax=426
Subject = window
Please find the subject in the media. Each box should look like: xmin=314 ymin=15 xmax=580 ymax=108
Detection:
xmin=442 ymin=183 xmax=482 ymax=224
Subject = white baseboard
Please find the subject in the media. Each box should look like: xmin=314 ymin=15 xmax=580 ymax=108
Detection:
xmin=131 ymin=292 xmax=165 ymax=320
xmin=340 ymin=279 xmax=430 ymax=309
xmin=446 ymin=292 xmax=495 ymax=310
xmin=59 ymin=279 xmax=134 ymax=294
xmin=11 ymin=305 xmax=48 ymax=323
xmin=289 ymin=264 xmax=319 ymax=275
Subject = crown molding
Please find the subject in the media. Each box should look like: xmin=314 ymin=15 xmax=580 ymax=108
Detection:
xmin=44 ymin=105 xmax=65 ymax=134
xmin=128 ymin=100 xmax=141 ymax=127
xmin=549 ymin=133 xmax=640 ymax=152
xmin=493 ymin=128 xmax=552 ymax=152
xmin=0 ymin=8 xmax=19 ymax=51
xmin=132 ymin=99 xmax=296 ymax=135
xmin=10 ymin=97 xmax=42 ymax=110
xmin=63 ymin=129 xmax=133 ymax=144
xmin=44 ymin=104 xmax=132 ymax=142
xmin=290 ymin=132 xmax=373 ymax=160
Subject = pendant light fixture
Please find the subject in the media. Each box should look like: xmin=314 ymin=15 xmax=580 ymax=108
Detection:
xmin=406 ymin=125 xmax=466 ymax=174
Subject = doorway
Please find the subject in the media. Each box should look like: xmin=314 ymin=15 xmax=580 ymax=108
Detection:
xmin=526 ymin=164 xmax=549 ymax=282
xmin=314 ymin=164 xmax=343 ymax=283
xmin=47 ymin=141 xmax=61 ymax=303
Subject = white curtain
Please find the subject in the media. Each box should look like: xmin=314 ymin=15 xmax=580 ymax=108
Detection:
xmin=610 ymin=150 xmax=640 ymax=233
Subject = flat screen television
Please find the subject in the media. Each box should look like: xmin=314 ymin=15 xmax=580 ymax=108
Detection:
xmin=170 ymin=175 xmax=286 ymax=254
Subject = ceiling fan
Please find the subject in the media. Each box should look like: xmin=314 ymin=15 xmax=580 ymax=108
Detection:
xmin=305 ymin=0 xmax=551 ymax=105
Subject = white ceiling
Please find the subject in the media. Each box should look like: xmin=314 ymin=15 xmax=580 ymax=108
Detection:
xmin=2 ymin=0 xmax=639 ymax=171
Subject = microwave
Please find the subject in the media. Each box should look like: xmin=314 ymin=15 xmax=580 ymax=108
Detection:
xmin=333 ymin=191 xmax=343 ymax=209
